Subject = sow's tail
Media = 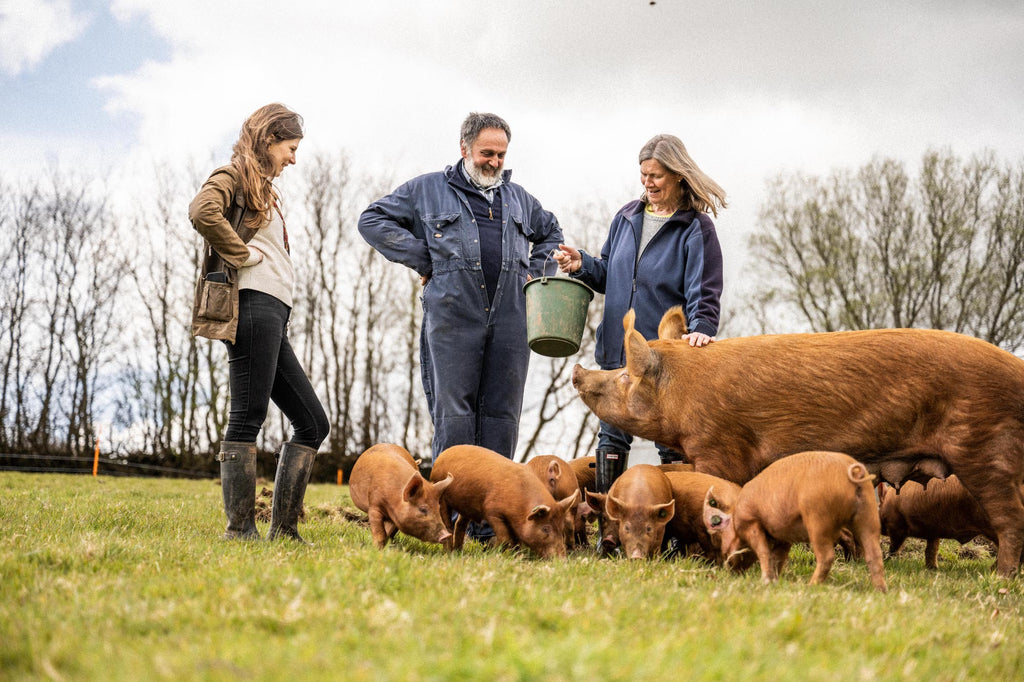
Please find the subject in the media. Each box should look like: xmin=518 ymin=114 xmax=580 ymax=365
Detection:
xmin=847 ymin=462 xmax=875 ymax=486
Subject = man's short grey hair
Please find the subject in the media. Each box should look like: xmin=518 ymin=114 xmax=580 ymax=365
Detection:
xmin=460 ymin=112 xmax=511 ymax=148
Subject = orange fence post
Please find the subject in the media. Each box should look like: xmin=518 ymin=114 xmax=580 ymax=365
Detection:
xmin=337 ymin=468 xmax=343 ymax=485
xmin=92 ymin=435 xmax=100 ymax=476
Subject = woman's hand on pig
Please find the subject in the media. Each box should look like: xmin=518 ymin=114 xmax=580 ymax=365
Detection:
xmin=683 ymin=332 xmax=715 ymax=347
xmin=553 ymin=244 xmax=581 ymax=274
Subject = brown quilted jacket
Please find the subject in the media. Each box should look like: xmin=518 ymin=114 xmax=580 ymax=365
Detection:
xmin=188 ymin=164 xmax=260 ymax=342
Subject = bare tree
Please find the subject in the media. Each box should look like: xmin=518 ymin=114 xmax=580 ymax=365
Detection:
xmin=294 ymin=153 xmax=352 ymax=463
xmin=748 ymin=149 xmax=1024 ymax=350
xmin=0 ymin=178 xmax=34 ymax=452
xmin=397 ymin=271 xmax=430 ymax=455
xmin=29 ymin=173 xmax=81 ymax=452
xmin=120 ymin=162 xmax=220 ymax=467
xmin=63 ymin=203 xmax=126 ymax=455
xmin=517 ymin=198 xmax=614 ymax=462
xmin=289 ymin=154 xmax=429 ymax=478
xmin=0 ymin=170 xmax=129 ymax=457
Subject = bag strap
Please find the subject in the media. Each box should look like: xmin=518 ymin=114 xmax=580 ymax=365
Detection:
xmin=230 ymin=187 xmax=257 ymax=243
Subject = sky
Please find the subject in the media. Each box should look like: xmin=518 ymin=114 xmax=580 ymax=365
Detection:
xmin=3 ymin=0 xmax=1024 ymax=299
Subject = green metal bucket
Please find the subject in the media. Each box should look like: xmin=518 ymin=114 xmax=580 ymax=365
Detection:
xmin=523 ymin=275 xmax=594 ymax=357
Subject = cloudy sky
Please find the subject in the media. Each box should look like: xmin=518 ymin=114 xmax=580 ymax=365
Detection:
xmin=3 ymin=0 xmax=1024 ymax=293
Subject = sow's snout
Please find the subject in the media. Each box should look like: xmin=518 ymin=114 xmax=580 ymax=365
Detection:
xmin=571 ymin=364 xmax=586 ymax=389
xmin=571 ymin=364 xmax=605 ymax=402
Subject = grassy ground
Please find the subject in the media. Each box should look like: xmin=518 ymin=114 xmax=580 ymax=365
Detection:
xmin=1 ymin=472 xmax=1022 ymax=681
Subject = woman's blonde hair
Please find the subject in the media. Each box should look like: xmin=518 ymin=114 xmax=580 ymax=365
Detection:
xmin=231 ymin=103 xmax=304 ymax=228
xmin=638 ymin=134 xmax=727 ymax=217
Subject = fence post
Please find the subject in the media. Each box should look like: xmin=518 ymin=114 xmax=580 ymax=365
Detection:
xmin=92 ymin=424 xmax=103 ymax=477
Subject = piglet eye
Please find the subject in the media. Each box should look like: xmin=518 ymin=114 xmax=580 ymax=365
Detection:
xmin=709 ymin=498 xmax=718 ymax=508
xmin=710 ymin=515 xmax=722 ymax=527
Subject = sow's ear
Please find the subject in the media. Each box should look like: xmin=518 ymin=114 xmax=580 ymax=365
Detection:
xmin=702 ymin=487 xmax=731 ymax=533
xmin=657 ymin=306 xmax=689 ymax=340
xmin=623 ymin=309 xmax=659 ymax=377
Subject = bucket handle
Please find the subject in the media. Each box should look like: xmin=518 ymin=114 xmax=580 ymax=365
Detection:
xmin=540 ymin=249 xmax=560 ymax=282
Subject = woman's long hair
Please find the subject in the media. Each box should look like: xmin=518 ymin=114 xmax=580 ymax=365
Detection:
xmin=638 ymin=134 xmax=727 ymax=217
xmin=231 ymin=103 xmax=304 ymax=228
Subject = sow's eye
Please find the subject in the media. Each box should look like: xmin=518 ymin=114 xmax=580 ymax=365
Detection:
xmin=708 ymin=498 xmax=718 ymax=508
xmin=710 ymin=514 xmax=723 ymax=527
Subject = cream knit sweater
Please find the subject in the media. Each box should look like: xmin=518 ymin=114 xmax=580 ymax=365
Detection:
xmin=237 ymin=205 xmax=294 ymax=307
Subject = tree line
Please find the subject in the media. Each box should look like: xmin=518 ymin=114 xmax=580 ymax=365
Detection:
xmin=0 ymin=153 xmax=610 ymax=479
xmin=746 ymin=149 xmax=1024 ymax=348
xmin=2 ymin=148 xmax=1022 ymax=479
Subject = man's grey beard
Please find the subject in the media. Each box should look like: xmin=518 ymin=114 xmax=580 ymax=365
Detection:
xmin=464 ymin=157 xmax=502 ymax=189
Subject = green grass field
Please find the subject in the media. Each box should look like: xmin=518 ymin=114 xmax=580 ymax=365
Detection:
xmin=1 ymin=472 xmax=1022 ymax=681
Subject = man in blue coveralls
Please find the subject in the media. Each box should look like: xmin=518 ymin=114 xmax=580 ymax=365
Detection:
xmin=358 ymin=112 xmax=563 ymax=486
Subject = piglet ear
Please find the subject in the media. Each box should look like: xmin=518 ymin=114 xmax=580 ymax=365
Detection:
xmin=402 ymin=473 xmax=424 ymax=502
xmin=433 ymin=472 xmax=454 ymax=496
xmin=703 ymin=487 xmax=731 ymax=533
xmin=556 ymin=488 xmax=580 ymax=513
xmin=605 ymin=494 xmax=623 ymax=522
xmin=528 ymin=505 xmax=551 ymax=521
xmin=547 ymin=460 xmax=562 ymax=482
xmin=585 ymin=490 xmax=606 ymax=513
xmin=655 ymin=499 xmax=675 ymax=521
xmin=657 ymin=306 xmax=689 ymax=340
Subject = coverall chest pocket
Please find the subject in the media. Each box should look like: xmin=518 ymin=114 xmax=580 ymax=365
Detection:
xmin=422 ymin=212 xmax=463 ymax=262
xmin=510 ymin=213 xmax=534 ymax=268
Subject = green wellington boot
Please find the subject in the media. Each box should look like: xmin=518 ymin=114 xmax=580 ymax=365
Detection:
xmin=217 ymin=441 xmax=261 ymax=540
xmin=267 ymin=442 xmax=318 ymax=544
xmin=595 ymin=447 xmax=628 ymax=554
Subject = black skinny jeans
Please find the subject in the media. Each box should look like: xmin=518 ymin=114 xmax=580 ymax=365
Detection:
xmin=223 ymin=289 xmax=329 ymax=449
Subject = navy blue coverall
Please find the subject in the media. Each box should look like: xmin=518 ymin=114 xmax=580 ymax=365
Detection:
xmin=358 ymin=161 xmax=563 ymax=460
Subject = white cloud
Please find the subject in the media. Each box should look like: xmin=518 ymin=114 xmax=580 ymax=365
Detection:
xmin=0 ymin=0 xmax=88 ymax=76
xmin=10 ymin=0 xmax=1024 ymax=297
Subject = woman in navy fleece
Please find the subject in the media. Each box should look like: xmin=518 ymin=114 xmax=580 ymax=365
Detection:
xmin=553 ymin=133 xmax=726 ymax=498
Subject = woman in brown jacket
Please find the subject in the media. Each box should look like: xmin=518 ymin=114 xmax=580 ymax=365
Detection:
xmin=189 ymin=103 xmax=329 ymax=543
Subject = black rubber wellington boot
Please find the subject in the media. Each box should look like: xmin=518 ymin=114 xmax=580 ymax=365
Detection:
xmin=267 ymin=442 xmax=317 ymax=544
xmin=217 ymin=441 xmax=261 ymax=540
xmin=595 ymin=448 xmax=628 ymax=554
